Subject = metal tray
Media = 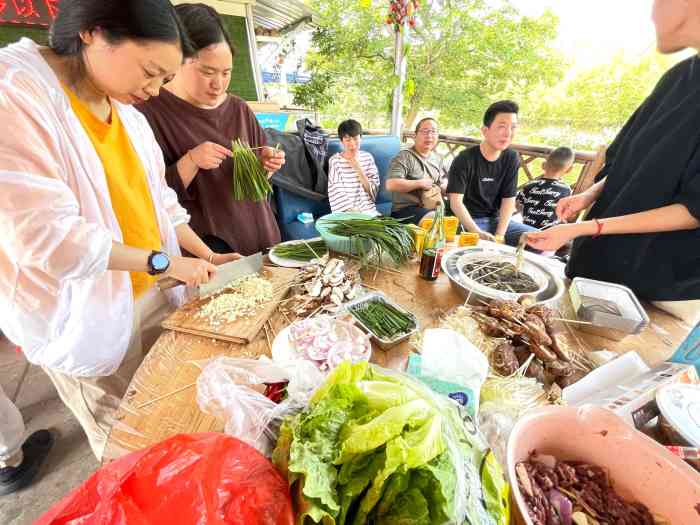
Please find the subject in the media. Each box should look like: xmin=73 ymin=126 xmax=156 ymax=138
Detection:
xmin=442 ymin=244 xmax=566 ymax=306
xmin=569 ymin=277 xmax=649 ymax=339
xmin=344 ymin=291 xmax=419 ymax=350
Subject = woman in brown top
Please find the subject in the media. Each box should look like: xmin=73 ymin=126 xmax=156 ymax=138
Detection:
xmin=138 ymin=3 xmax=285 ymax=256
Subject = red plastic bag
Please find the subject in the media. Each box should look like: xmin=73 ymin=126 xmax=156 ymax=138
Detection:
xmin=36 ymin=433 xmax=294 ymax=525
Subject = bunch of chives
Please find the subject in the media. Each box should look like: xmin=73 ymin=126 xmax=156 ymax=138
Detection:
xmin=231 ymin=139 xmax=273 ymax=201
xmin=326 ymin=216 xmax=414 ymax=266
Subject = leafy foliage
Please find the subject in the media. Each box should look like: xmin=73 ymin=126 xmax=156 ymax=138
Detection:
xmin=302 ymin=0 xmax=565 ymax=130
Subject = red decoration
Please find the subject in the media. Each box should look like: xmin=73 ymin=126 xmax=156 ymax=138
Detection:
xmin=386 ymin=0 xmax=419 ymax=32
xmin=0 ymin=0 xmax=60 ymax=28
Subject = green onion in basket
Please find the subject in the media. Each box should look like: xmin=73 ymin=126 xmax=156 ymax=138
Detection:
xmin=231 ymin=139 xmax=273 ymax=201
xmin=325 ymin=216 xmax=414 ymax=266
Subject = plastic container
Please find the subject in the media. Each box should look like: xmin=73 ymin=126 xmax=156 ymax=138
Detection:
xmin=419 ymin=216 xmax=460 ymax=242
xmin=657 ymin=384 xmax=700 ymax=471
xmin=315 ymin=212 xmax=373 ymax=255
xmin=569 ymin=277 xmax=649 ymax=341
xmin=297 ymin=212 xmax=314 ymax=224
xmin=345 ymin=292 xmax=419 ymax=350
xmin=458 ymin=232 xmax=480 ymax=247
xmin=508 ymin=405 xmax=700 ymax=525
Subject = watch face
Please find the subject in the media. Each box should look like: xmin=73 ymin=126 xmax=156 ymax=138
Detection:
xmin=152 ymin=252 xmax=169 ymax=272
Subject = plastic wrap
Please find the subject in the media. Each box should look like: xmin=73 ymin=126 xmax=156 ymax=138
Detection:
xmin=196 ymin=356 xmax=324 ymax=455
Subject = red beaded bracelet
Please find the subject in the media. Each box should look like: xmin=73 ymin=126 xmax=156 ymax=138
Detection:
xmin=591 ymin=219 xmax=604 ymax=239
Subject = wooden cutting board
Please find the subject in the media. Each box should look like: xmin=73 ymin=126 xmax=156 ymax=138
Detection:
xmin=161 ymin=266 xmax=299 ymax=344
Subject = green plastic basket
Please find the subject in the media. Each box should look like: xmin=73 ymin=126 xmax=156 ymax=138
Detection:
xmin=315 ymin=212 xmax=373 ymax=255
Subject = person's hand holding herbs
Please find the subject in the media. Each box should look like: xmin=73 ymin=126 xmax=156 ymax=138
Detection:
xmin=261 ymin=146 xmax=285 ymax=177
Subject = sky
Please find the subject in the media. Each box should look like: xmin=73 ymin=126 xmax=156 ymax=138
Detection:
xmin=508 ymin=0 xmax=657 ymax=69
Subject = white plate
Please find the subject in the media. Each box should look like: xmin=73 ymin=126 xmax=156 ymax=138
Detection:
xmin=271 ymin=321 xmax=371 ymax=371
xmin=269 ymin=237 xmax=327 ymax=268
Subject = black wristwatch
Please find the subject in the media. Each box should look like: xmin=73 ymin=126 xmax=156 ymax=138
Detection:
xmin=147 ymin=250 xmax=170 ymax=276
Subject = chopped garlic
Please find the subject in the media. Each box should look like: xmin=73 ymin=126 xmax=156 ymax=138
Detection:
xmin=198 ymin=274 xmax=273 ymax=326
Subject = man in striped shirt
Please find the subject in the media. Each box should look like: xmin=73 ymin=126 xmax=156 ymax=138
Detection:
xmin=327 ymin=120 xmax=380 ymax=216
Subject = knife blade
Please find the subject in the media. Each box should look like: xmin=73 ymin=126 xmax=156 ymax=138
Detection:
xmin=157 ymin=252 xmax=263 ymax=295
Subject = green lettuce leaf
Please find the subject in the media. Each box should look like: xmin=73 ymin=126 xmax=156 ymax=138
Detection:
xmin=289 ymin=386 xmax=362 ymax=515
xmin=335 ymin=399 xmax=433 ymax=465
xmin=351 ymin=438 xmax=408 ymax=525
xmin=311 ymin=361 xmax=369 ymax=405
xmin=375 ymin=471 xmax=410 ymax=517
xmin=375 ymin=487 xmax=431 ymax=525
xmin=336 ymin=452 xmax=385 ymax=525
xmin=357 ymin=380 xmax=418 ymax=412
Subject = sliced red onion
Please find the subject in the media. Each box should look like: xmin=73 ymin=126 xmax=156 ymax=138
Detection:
xmin=548 ymin=489 xmax=573 ymax=525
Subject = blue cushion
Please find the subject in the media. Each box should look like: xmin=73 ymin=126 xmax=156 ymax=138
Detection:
xmin=276 ymin=135 xmax=401 ymax=240
xmin=273 ymin=186 xmax=330 ymax=225
xmin=280 ymin=220 xmax=321 ymax=242
xmin=326 ymin=135 xmax=401 ymax=206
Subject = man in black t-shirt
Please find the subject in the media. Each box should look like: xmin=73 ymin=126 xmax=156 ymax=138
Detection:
xmin=517 ymin=147 xmax=574 ymax=229
xmin=526 ymin=1 xmax=700 ymax=323
xmin=447 ymin=100 xmax=537 ymax=247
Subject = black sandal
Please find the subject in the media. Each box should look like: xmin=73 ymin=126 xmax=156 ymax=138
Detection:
xmin=0 ymin=429 xmax=54 ymax=496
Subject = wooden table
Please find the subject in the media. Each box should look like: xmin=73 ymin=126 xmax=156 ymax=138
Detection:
xmin=103 ymin=256 xmax=690 ymax=461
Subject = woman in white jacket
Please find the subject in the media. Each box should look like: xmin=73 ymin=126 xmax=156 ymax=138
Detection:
xmin=0 ymin=0 xmax=239 ymax=467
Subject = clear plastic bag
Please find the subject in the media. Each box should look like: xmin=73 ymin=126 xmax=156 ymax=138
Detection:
xmin=196 ymin=356 xmax=323 ymax=456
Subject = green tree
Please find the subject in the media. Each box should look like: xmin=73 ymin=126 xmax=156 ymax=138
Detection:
xmin=526 ymin=51 xmax=676 ymax=132
xmin=300 ymin=0 xmax=565 ymax=130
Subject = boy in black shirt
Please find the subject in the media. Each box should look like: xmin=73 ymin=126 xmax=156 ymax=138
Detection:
xmin=527 ymin=0 xmax=700 ymax=323
xmin=447 ymin=100 xmax=537 ymax=246
xmin=517 ymin=147 xmax=574 ymax=229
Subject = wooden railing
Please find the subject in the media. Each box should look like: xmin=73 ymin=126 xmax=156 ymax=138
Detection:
xmin=399 ymin=131 xmax=605 ymax=195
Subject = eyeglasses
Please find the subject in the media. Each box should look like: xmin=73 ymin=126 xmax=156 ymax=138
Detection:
xmin=417 ymin=129 xmax=438 ymax=136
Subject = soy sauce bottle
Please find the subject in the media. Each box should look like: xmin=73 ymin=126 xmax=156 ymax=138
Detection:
xmin=419 ymin=203 xmax=446 ymax=281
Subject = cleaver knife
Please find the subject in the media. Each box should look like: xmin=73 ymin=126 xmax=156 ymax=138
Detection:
xmin=156 ymin=252 xmax=263 ymax=296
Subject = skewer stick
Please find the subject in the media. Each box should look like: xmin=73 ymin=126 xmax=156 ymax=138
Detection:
xmin=137 ymin=382 xmax=196 ymax=409
xmin=263 ymin=322 xmax=272 ymax=352
xmin=267 ymin=319 xmax=277 ymax=338
xmin=515 ymin=233 xmax=528 ymax=272
xmin=550 ymin=317 xmax=594 ymax=326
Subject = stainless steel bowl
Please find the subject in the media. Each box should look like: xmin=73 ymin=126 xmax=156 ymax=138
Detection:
xmin=442 ymin=245 xmax=565 ymax=305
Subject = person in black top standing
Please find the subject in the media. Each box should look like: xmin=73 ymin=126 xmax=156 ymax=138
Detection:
xmin=527 ymin=0 xmax=700 ymax=324
xmin=448 ymin=100 xmax=537 ymax=246
xmin=517 ymin=147 xmax=574 ymax=229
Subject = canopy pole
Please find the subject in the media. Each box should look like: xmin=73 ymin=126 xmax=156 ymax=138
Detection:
xmin=390 ymin=5 xmax=408 ymax=137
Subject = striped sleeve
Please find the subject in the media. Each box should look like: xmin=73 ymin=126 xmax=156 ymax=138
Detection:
xmin=328 ymin=155 xmax=350 ymax=211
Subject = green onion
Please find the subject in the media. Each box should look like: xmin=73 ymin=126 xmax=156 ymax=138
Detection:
xmin=325 ymin=216 xmax=414 ymax=266
xmin=231 ymin=139 xmax=273 ymax=201
xmin=350 ymin=299 xmax=416 ymax=340
xmin=271 ymin=240 xmax=328 ymax=261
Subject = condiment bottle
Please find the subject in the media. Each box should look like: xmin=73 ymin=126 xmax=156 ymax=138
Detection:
xmin=419 ymin=203 xmax=446 ymax=281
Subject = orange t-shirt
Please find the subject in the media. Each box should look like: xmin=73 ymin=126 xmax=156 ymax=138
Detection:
xmin=65 ymin=87 xmax=162 ymax=297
